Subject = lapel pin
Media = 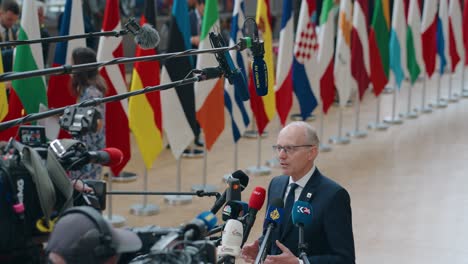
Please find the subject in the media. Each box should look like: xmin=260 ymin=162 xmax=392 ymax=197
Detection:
xmin=306 ymin=192 xmax=312 ymax=198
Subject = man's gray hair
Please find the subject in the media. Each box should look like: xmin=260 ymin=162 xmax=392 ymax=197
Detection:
xmin=285 ymin=121 xmax=319 ymax=146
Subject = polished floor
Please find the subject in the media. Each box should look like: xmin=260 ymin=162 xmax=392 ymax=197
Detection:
xmin=103 ymin=70 xmax=468 ymax=264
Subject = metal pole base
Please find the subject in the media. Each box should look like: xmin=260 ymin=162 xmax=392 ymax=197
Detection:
xmin=329 ymin=135 xmax=351 ymax=144
xmin=367 ymin=122 xmax=389 ymax=131
xmin=265 ymin=157 xmax=280 ymax=168
xmin=164 ymin=195 xmax=193 ymax=205
xmin=319 ymin=144 xmax=332 ymax=152
xmin=430 ymin=99 xmax=448 ymax=108
xmin=448 ymin=93 xmax=459 ymax=103
xmin=400 ymin=111 xmax=418 ymax=119
xmin=191 ymin=184 xmax=218 ymax=192
xmin=243 ymin=130 xmax=268 ymax=139
xmin=108 ymin=171 xmax=138 ymax=182
xmin=130 ymin=204 xmax=160 ymax=216
xmin=462 ymin=90 xmax=468 ymax=98
xmin=383 ymin=116 xmax=404 ymax=124
xmin=420 ymin=105 xmax=433 ymax=113
xmin=290 ymin=113 xmax=316 ymax=122
xmin=103 ymin=215 xmax=126 ymax=228
xmin=245 ymin=165 xmax=271 ymax=176
xmin=346 ymin=130 xmax=368 ymax=138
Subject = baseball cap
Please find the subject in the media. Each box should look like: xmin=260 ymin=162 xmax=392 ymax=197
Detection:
xmin=46 ymin=207 xmax=142 ymax=263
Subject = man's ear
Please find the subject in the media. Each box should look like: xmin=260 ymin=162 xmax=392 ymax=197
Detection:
xmin=308 ymin=146 xmax=318 ymax=161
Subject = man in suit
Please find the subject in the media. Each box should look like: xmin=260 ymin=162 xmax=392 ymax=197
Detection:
xmin=0 ymin=0 xmax=19 ymax=72
xmin=189 ymin=0 xmax=204 ymax=49
xmin=241 ymin=121 xmax=355 ymax=264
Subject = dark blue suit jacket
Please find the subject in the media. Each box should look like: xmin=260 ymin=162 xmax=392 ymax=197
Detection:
xmin=261 ymin=168 xmax=355 ymax=263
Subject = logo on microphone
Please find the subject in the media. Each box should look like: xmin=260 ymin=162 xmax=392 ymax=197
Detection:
xmin=297 ymin=206 xmax=311 ymax=215
xmin=230 ymin=228 xmax=242 ymax=238
xmin=269 ymin=208 xmax=280 ymax=220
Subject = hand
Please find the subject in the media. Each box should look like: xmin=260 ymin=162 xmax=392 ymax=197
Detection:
xmin=264 ymin=240 xmax=299 ymax=264
xmin=241 ymin=239 xmax=260 ymax=263
xmin=71 ymin=179 xmax=93 ymax=193
xmin=191 ymin=36 xmax=200 ymax=46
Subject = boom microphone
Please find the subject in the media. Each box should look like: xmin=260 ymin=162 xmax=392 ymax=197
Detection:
xmin=210 ymin=170 xmax=249 ymax=214
xmin=209 ymin=32 xmax=250 ymax=101
xmin=125 ymin=19 xmax=161 ymax=49
xmin=242 ymin=186 xmax=266 ymax=246
xmin=244 ymin=18 xmax=268 ymax=96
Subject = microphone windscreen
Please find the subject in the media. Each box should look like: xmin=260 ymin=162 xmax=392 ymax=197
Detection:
xmin=232 ymin=69 xmax=250 ymax=101
xmin=217 ymin=219 xmax=243 ymax=257
xmin=134 ymin=24 xmax=160 ymax=49
xmin=102 ymin=148 xmax=123 ymax=166
xmin=196 ymin=211 xmax=218 ymax=231
xmin=252 ymin=58 xmax=268 ymax=96
xmin=265 ymin=198 xmax=284 ymax=225
xmin=231 ymin=170 xmax=249 ymax=190
xmin=291 ymin=201 xmax=312 ymax=226
xmin=222 ymin=201 xmax=243 ymax=221
xmin=248 ymin=186 xmax=266 ymax=211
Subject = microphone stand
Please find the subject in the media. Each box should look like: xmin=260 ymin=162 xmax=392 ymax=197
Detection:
xmin=298 ymin=224 xmax=311 ymax=264
xmin=0 ymin=18 xmax=140 ymax=48
xmin=254 ymin=224 xmax=274 ymax=264
xmin=0 ymin=41 xmax=249 ymax=83
xmin=0 ymin=68 xmax=222 ymax=131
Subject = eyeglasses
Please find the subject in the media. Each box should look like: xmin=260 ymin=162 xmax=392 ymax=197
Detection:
xmin=272 ymin=144 xmax=314 ymax=154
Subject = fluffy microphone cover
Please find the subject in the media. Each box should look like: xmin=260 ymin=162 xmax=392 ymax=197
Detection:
xmin=135 ymin=24 xmax=160 ymax=49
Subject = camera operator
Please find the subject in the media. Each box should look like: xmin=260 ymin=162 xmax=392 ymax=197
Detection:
xmin=69 ymin=47 xmax=106 ymax=181
xmin=46 ymin=206 xmax=142 ymax=264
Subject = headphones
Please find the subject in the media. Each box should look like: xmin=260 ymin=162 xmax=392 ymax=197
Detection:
xmin=60 ymin=206 xmax=117 ymax=259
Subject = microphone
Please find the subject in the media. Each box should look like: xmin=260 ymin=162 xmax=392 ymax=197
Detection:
xmin=210 ymin=170 xmax=249 ymax=214
xmin=209 ymin=32 xmax=250 ymax=101
xmin=255 ymin=198 xmax=284 ymax=264
xmin=85 ymin=147 xmax=124 ymax=167
xmin=125 ymin=18 xmax=161 ymax=49
xmin=244 ymin=18 xmax=268 ymax=96
xmin=292 ymin=201 xmax=313 ymax=264
xmin=217 ymin=219 xmax=244 ymax=264
xmin=242 ymin=186 xmax=266 ymax=246
xmin=222 ymin=200 xmax=244 ymax=221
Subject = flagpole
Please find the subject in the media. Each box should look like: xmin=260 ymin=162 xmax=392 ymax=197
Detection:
xmin=319 ymin=108 xmax=331 ymax=152
xmin=421 ymin=74 xmax=433 ymax=113
xmin=404 ymin=84 xmax=418 ymax=119
xmin=347 ymin=91 xmax=367 ymax=138
xmin=329 ymin=106 xmax=351 ymax=144
xmin=192 ymin=142 xmax=217 ymax=192
xmin=246 ymin=130 xmax=271 ymax=176
xmin=461 ymin=61 xmax=468 ymax=97
xmin=165 ymin=158 xmax=192 ymax=205
xmin=130 ymin=168 xmax=159 ymax=216
xmin=384 ymin=85 xmax=403 ymax=124
xmin=435 ymin=72 xmax=448 ymax=108
xmin=368 ymin=95 xmax=389 ymax=131
xmin=223 ymin=142 xmax=240 ymax=182
xmin=448 ymin=72 xmax=459 ymax=102
xmin=103 ymin=171 xmax=126 ymax=227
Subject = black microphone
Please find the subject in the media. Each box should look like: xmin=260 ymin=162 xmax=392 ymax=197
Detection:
xmin=209 ymin=32 xmax=250 ymax=101
xmin=242 ymin=186 xmax=266 ymax=246
xmin=124 ymin=18 xmax=161 ymax=49
xmin=210 ymin=170 xmax=249 ymax=214
xmin=244 ymin=18 xmax=268 ymax=96
xmin=255 ymin=198 xmax=284 ymax=264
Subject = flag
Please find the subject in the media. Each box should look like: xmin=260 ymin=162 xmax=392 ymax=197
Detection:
xmin=438 ymin=0 xmax=450 ymax=74
xmin=334 ymin=0 xmax=353 ymax=107
xmin=292 ymin=0 xmax=319 ymax=120
xmin=128 ymin=0 xmax=162 ymax=169
xmin=422 ymin=0 xmax=439 ymax=78
xmin=160 ymin=0 xmax=197 ymax=159
xmin=317 ymin=0 xmax=337 ymax=114
xmin=463 ymin=0 xmax=468 ymax=64
xmin=275 ymin=0 xmax=294 ymax=126
xmin=389 ymin=0 xmax=408 ymax=88
xmin=407 ymin=0 xmax=424 ymax=84
xmin=97 ymin=0 xmax=130 ymax=175
xmin=47 ymin=0 xmax=85 ymax=139
xmin=449 ymin=0 xmax=464 ymax=72
xmin=351 ymin=0 xmax=370 ymax=100
xmin=369 ymin=0 xmax=390 ymax=96
xmin=194 ymin=0 xmax=224 ymax=151
xmin=248 ymin=0 xmax=276 ymax=135
xmin=224 ymin=0 xmax=250 ymax=142
xmin=0 ymin=0 xmax=46 ymax=140
xmin=0 ymin=54 xmax=7 ymax=121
